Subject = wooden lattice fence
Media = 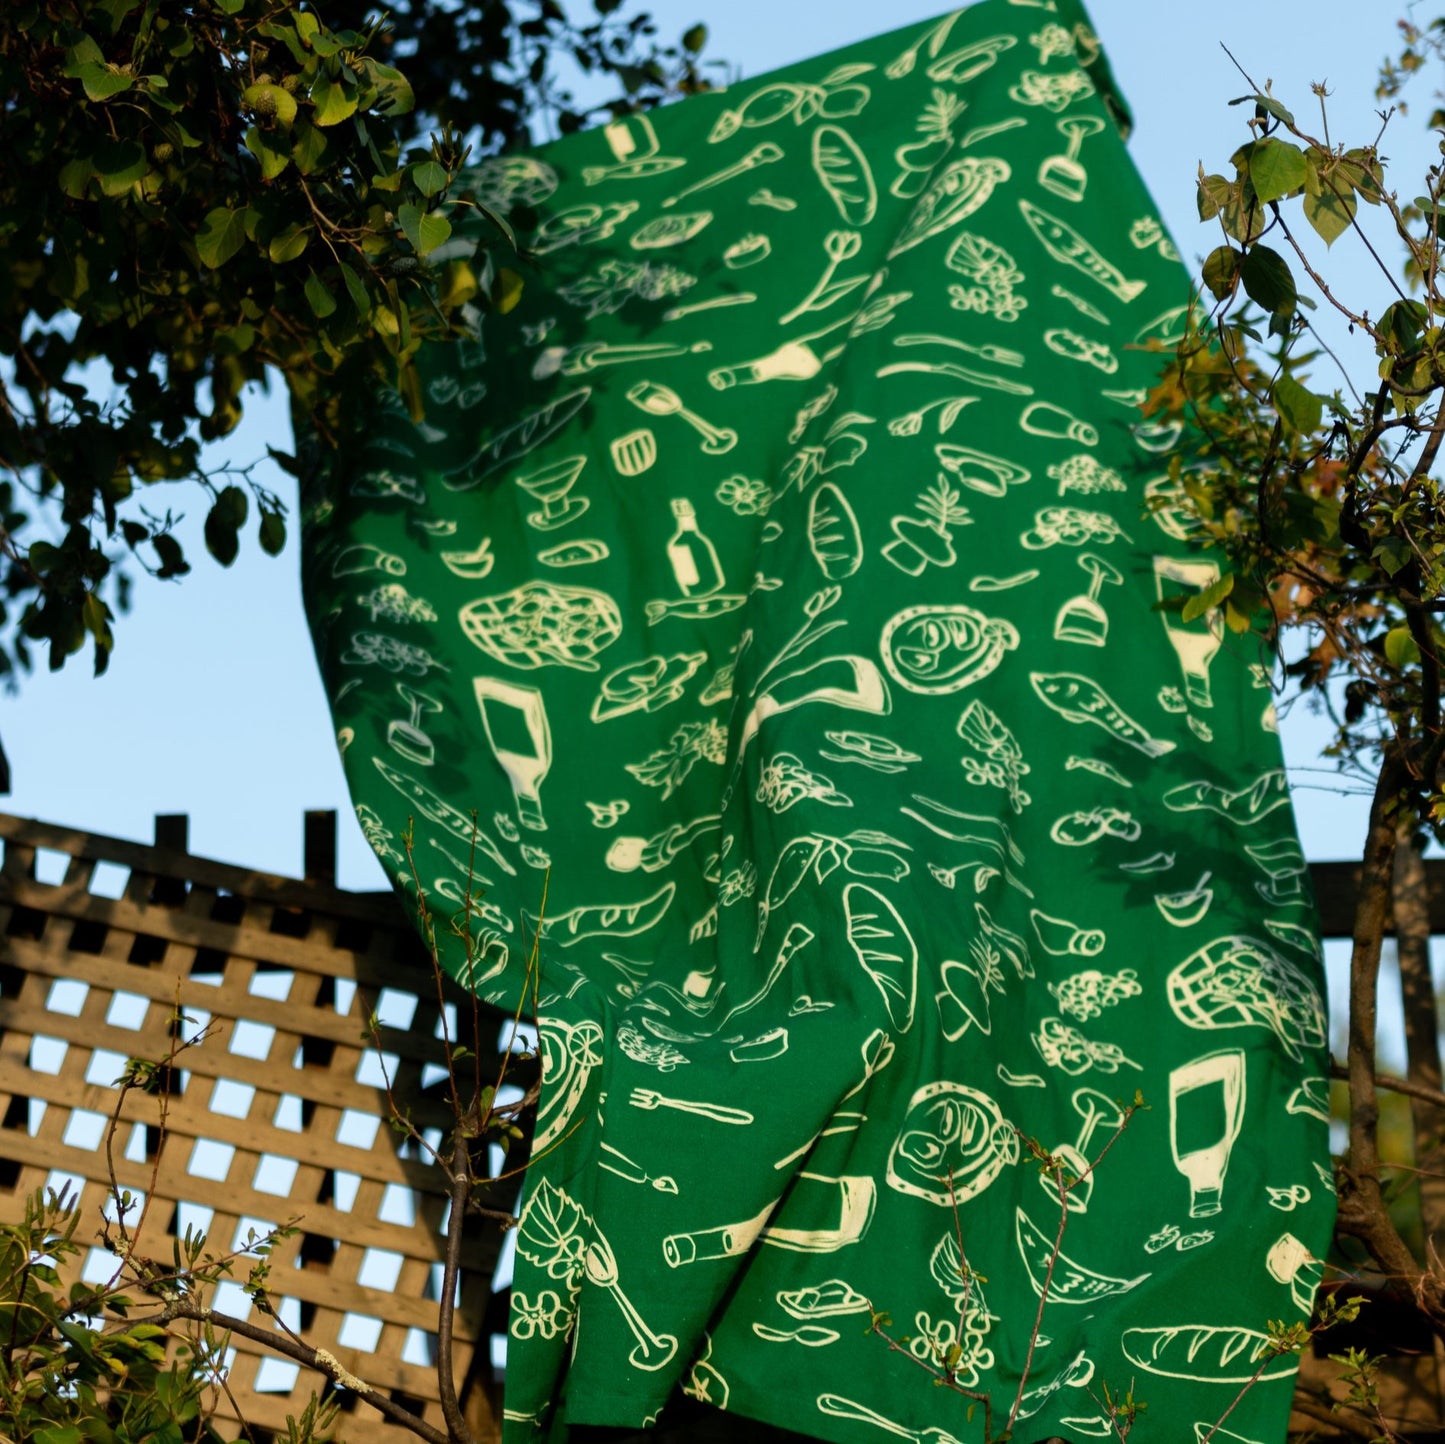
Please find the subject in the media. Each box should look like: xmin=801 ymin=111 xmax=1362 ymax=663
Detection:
xmin=5 ymin=806 xmax=1445 ymax=1442
xmin=0 ymin=810 xmax=528 ymax=1444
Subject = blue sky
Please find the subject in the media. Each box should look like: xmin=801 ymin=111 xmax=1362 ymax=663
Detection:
xmin=5 ymin=0 xmax=1431 ymax=899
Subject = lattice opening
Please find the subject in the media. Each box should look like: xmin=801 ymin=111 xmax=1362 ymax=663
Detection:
xmin=5 ymin=905 xmax=46 ymax=940
xmin=88 ymin=861 xmax=130 ymax=899
xmin=106 ymin=991 xmax=149 ymax=1029
xmin=68 ymin=919 xmax=109 ymax=953
xmin=46 ymin=978 xmax=88 ymax=1015
xmin=33 ymin=847 xmax=70 ymax=884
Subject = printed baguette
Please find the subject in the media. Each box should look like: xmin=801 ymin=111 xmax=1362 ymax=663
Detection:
xmin=812 ymin=125 xmax=878 ymax=226
xmin=1121 ymin=1325 xmax=1300 ymax=1382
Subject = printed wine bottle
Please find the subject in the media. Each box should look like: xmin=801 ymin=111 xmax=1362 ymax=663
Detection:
xmin=666 ymin=498 xmax=725 ymax=597
xmin=708 ymin=340 xmax=823 ymax=389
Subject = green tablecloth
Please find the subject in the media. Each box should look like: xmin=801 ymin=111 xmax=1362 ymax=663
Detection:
xmin=300 ymin=3 xmax=1334 ymax=1439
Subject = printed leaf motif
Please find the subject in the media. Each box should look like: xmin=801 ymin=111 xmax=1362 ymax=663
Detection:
xmin=930 ymin=1231 xmax=969 ymax=1304
xmin=517 ymin=1178 xmax=589 ymax=1284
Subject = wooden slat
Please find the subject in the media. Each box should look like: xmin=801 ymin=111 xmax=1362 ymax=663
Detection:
xmin=0 ymin=811 xmax=518 ymax=1444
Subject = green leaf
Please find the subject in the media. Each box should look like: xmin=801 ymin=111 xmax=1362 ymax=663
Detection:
xmin=1239 ymin=244 xmax=1296 ymax=320
xmin=213 ymin=0 xmax=244 ymax=12
xmin=291 ymin=118 xmax=330 ymax=174
xmin=204 ymin=487 xmax=248 ymax=566
xmin=1197 ymin=172 xmax=1232 ymax=222
xmin=259 ymin=509 xmax=287 ymax=556
xmin=492 ymin=266 xmax=524 ymax=314
xmin=1385 ymin=625 xmax=1421 ymax=668
xmin=58 ymin=156 xmax=95 ymax=199
xmin=1274 ymin=374 xmax=1324 ymax=436
xmin=682 ymin=23 xmax=707 ymax=52
xmin=242 ymin=82 xmax=298 ymax=127
xmin=1374 ymin=536 xmax=1412 ymax=577
xmin=1201 ymin=245 xmax=1239 ymax=301
xmin=35 ymin=1426 xmax=84 ymax=1444
xmin=63 ymin=35 xmax=105 ymax=74
xmin=1182 ymin=572 xmax=1233 ymax=623
xmin=339 ymin=262 xmax=371 ymax=318
xmin=196 ymin=207 xmax=249 ymax=268
xmin=363 ymin=60 xmax=415 ymax=116
xmin=152 ymin=533 xmax=189 ymax=579
xmin=1303 ymin=185 xmax=1356 ymax=246
xmin=267 ymin=221 xmax=310 ymax=264
xmin=244 ymin=125 xmax=291 ymax=180
xmin=1248 ymin=139 xmax=1310 ymax=203
xmin=410 ymin=160 xmax=449 ymax=197
xmin=76 ymin=63 xmax=133 ymax=101
xmin=310 ymin=73 xmax=358 ymax=127
xmin=1254 ymin=93 xmax=1295 ymax=127
xmin=215 ymin=323 xmax=255 ymax=354
xmin=92 ymin=139 xmax=147 ymax=196
xmin=398 ymin=203 xmax=451 ymax=256
xmin=304 ymin=271 xmax=337 ymax=317
xmin=294 ymin=11 xmax=320 ymax=44
xmin=82 ymin=592 xmax=113 ymax=648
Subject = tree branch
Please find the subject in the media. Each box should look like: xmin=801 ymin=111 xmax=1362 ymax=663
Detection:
xmin=161 ymin=1298 xmax=450 ymax=1444
xmin=437 ymin=1166 xmax=477 ymax=1444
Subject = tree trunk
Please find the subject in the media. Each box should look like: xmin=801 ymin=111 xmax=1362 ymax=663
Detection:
xmin=1395 ymin=821 xmax=1445 ymax=1254
xmin=1337 ymin=756 xmax=1442 ymax=1317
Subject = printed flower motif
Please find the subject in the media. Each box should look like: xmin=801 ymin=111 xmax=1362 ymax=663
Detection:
xmin=1130 ymin=217 xmax=1165 ymax=250
xmin=617 ymin=1023 xmax=688 ymax=1072
xmin=356 ymin=582 xmax=438 ymax=625
xmin=755 ymin=753 xmax=850 ymax=813
xmin=626 ymin=720 xmax=729 ymax=798
xmin=909 ymin=1312 xmax=958 ymax=1364
xmin=697 ymin=719 xmax=729 ymax=765
xmin=718 ymin=862 xmax=758 ymax=908
xmin=1158 ymin=685 xmax=1187 ymax=714
xmin=1009 ymin=68 xmax=1095 ymax=112
xmin=1048 ymin=454 xmax=1125 ymax=496
xmin=511 ymin=1289 xmax=569 ymax=1340
xmin=355 ymin=805 xmax=404 ymax=865
xmin=962 ymin=758 xmax=1008 ymax=791
xmin=1049 ymin=968 xmax=1142 ymax=1021
xmin=716 ymin=475 xmax=773 ymax=516
xmin=947 ymin=283 xmax=1025 ymax=324
xmin=340 ymin=630 xmax=448 ymax=677
xmin=908 ymin=1307 xmax=995 ymax=1387
xmin=991 ymin=291 xmax=1027 ymax=322
xmin=1030 ymin=23 xmax=1076 ymax=62
xmin=968 ymin=938 xmax=1007 ymax=996
xmin=1034 ymin=1016 xmax=1138 ymax=1075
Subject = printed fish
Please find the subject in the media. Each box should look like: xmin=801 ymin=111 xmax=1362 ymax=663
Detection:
xmin=1030 ymin=672 xmax=1176 ymax=758
xmin=526 ymin=882 xmax=676 ymax=946
xmin=1018 ymin=200 xmax=1147 ymax=305
xmin=372 ymin=758 xmax=518 ymax=875
xmin=645 ymin=593 xmax=749 ymax=625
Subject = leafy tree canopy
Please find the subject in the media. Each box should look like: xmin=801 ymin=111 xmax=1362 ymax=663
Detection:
xmin=0 ymin=0 xmax=711 ymax=685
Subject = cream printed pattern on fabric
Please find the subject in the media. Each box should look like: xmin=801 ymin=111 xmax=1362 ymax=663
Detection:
xmin=300 ymin=3 xmax=1333 ymax=1442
